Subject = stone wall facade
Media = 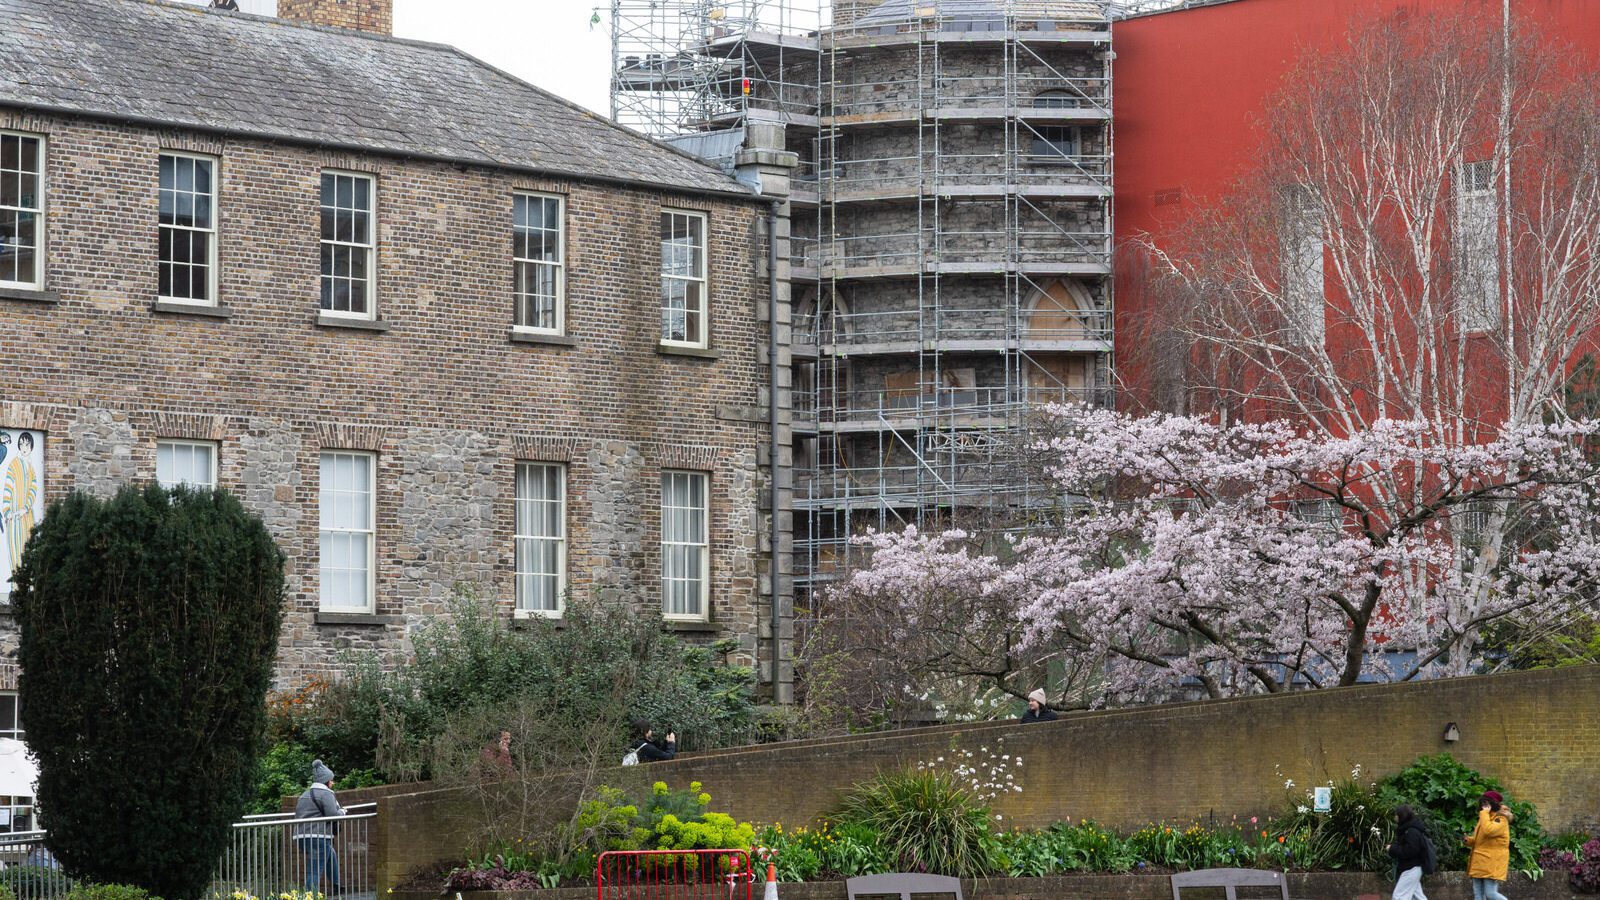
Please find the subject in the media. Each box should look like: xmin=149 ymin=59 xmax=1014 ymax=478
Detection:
xmin=0 ymin=108 xmax=788 ymax=693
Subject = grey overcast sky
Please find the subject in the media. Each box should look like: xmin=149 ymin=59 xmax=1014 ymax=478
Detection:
xmin=394 ymin=1 xmax=616 ymax=116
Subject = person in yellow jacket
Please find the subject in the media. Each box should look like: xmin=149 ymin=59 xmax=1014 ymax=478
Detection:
xmin=1463 ymin=790 xmax=1515 ymax=900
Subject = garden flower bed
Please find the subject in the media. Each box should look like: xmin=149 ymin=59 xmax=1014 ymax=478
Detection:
xmin=415 ymin=754 xmax=1596 ymax=896
xmin=394 ymin=871 xmax=1585 ymax=900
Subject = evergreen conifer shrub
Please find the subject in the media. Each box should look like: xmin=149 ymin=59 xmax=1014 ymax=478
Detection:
xmin=12 ymin=485 xmax=285 ymax=900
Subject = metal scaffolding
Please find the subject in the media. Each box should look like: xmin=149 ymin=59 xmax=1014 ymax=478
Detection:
xmin=610 ymin=1 xmax=821 ymax=140
xmin=610 ymin=0 xmax=1116 ymax=598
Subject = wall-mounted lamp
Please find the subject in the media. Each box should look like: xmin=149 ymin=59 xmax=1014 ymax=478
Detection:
xmin=1443 ymin=722 xmax=1461 ymax=743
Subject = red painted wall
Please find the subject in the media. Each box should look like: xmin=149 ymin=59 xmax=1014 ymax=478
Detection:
xmin=1111 ymin=0 xmax=1600 ymax=411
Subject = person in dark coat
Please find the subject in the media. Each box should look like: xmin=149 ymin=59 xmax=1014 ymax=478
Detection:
xmin=629 ymin=719 xmax=677 ymax=762
xmin=1019 ymin=689 xmax=1058 ymax=723
xmin=1388 ymin=804 xmax=1430 ymax=900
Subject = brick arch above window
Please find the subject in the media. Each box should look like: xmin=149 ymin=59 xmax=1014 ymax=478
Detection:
xmin=0 ymin=402 xmax=57 ymax=432
xmin=154 ymin=132 xmax=226 ymax=156
xmin=148 ymin=411 xmax=227 ymax=441
xmin=657 ymin=444 xmax=719 ymax=470
xmin=510 ymin=435 xmax=580 ymax=463
xmin=314 ymin=422 xmax=387 ymax=452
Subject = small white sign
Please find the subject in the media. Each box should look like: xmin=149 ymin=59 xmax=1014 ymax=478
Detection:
xmin=1313 ymin=786 xmax=1333 ymax=813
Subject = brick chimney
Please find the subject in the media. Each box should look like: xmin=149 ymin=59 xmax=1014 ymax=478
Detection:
xmin=277 ymin=0 xmax=393 ymax=35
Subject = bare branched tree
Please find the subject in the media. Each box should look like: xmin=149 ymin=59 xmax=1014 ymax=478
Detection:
xmin=1127 ymin=13 xmax=1600 ymax=672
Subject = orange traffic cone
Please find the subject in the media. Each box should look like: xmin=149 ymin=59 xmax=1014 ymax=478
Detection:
xmin=764 ymin=864 xmax=778 ymax=900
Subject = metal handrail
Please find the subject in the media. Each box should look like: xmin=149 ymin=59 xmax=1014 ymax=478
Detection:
xmin=807 ymin=385 xmax=1111 ymax=422
xmin=214 ymin=804 xmax=376 ymax=900
xmin=237 ymin=802 xmax=377 ymax=825
xmin=793 ymin=309 xmax=1112 ymax=345
xmin=829 ymin=1 xmax=1111 ymax=38
xmin=791 ymin=229 xmax=1112 ymax=270
xmin=794 ymin=151 xmax=1112 ymax=191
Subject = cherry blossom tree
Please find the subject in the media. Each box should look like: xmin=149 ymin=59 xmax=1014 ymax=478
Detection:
xmin=837 ymin=407 xmax=1600 ymax=703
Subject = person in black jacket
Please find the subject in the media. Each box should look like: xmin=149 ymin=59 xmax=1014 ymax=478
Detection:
xmin=1019 ymin=689 xmax=1058 ymax=723
xmin=630 ymin=719 xmax=677 ymax=762
xmin=1388 ymin=804 xmax=1430 ymax=900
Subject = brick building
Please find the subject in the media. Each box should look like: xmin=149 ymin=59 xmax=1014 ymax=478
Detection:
xmin=0 ymin=0 xmax=795 ymax=704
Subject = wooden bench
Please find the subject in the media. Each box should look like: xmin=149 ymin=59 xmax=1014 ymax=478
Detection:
xmin=847 ymin=873 xmax=964 ymax=900
xmin=1171 ymin=867 xmax=1290 ymax=900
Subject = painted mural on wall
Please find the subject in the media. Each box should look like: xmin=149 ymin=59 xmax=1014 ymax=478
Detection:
xmin=0 ymin=429 xmax=43 ymax=601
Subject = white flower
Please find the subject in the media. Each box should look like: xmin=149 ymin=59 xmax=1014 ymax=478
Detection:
xmin=995 ymin=814 xmax=1003 ymax=821
xmin=1284 ymin=779 xmax=1295 ymax=789
xmin=1297 ymin=805 xmax=1309 ymax=814
xmin=1370 ymin=826 xmax=1381 ymax=836
xmin=937 ymin=756 xmax=944 ymax=762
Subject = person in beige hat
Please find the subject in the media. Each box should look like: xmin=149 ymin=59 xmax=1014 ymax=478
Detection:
xmin=1019 ymin=688 xmax=1058 ymax=723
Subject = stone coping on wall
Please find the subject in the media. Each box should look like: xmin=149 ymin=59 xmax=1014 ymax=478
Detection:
xmin=394 ymin=871 xmax=1582 ymax=900
xmin=645 ymin=664 xmax=1600 ymax=766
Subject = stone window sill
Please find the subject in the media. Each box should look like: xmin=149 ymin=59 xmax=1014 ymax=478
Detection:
xmin=0 ymin=286 xmax=60 ymax=304
xmin=153 ymin=300 xmax=234 ymax=318
xmin=509 ymin=330 xmax=578 ymax=347
xmin=664 ymin=619 xmax=720 ymax=633
xmin=511 ymin=615 xmax=567 ymax=630
xmin=314 ymin=611 xmax=392 ymax=626
xmin=657 ymin=343 xmax=721 ymax=360
xmin=316 ymin=313 xmax=392 ymax=332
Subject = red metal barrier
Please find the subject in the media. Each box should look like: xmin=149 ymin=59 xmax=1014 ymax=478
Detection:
xmin=597 ymin=849 xmax=754 ymax=900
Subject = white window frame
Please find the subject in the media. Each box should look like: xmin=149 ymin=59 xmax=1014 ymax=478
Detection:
xmin=157 ymin=151 xmax=220 ymax=306
xmin=0 ymin=691 xmax=31 ymax=834
xmin=0 ymin=691 xmax=20 ymax=742
xmin=155 ymin=439 xmax=219 ymax=490
xmin=512 ymin=192 xmax=565 ymax=335
xmin=660 ymin=209 xmax=709 ymax=349
xmin=319 ymin=170 xmax=377 ymax=320
xmin=513 ymin=462 xmax=567 ymax=618
xmin=318 ymin=450 xmax=376 ymax=613
xmin=1282 ymin=184 xmax=1326 ymax=345
xmin=1456 ymin=159 xmax=1502 ymax=333
xmin=661 ymin=470 xmax=710 ymax=621
xmin=0 ymin=131 xmax=45 ymax=291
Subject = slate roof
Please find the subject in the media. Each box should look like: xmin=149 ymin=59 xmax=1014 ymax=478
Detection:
xmin=0 ymin=0 xmax=753 ymax=198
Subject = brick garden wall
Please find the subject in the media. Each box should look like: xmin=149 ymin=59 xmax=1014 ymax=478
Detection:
xmin=370 ymin=666 xmax=1600 ymax=890
xmin=0 ymin=108 xmax=784 ymax=689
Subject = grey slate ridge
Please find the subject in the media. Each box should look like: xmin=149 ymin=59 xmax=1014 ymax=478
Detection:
xmin=0 ymin=0 xmax=752 ymax=198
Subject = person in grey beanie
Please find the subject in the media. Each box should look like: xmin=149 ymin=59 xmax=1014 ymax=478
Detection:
xmin=295 ymin=759 xmax=346 ymax=895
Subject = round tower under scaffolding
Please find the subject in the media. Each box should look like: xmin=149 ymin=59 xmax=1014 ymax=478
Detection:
xmin=610 ymin=0 xmax=1115 ymax=605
